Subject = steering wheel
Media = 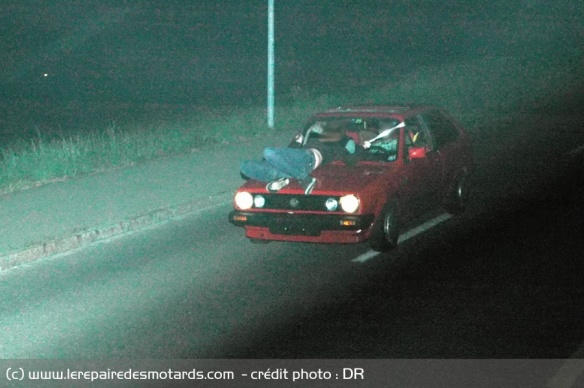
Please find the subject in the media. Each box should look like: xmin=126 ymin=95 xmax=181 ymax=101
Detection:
xmin=367 ymin=145 xmax=395 ymax=160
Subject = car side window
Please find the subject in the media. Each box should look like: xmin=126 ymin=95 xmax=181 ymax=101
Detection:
xmin=420 ymin=110 xmax=459 ymax=149
xmin=405 ymin=116 xmax=431 ymax=150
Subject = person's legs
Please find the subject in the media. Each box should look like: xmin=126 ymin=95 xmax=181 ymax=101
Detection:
xmin=263 ymin=147 xmax=314 ymax=180
xmin=240 ymin=160 xmax=290 ymax=182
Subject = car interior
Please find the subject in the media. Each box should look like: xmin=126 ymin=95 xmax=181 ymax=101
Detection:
xmin=300 ymin=118 xmax=403 ymax=162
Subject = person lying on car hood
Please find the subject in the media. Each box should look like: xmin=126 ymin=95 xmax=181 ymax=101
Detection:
xmin=240 ymin=122 xmax=358 ymax=195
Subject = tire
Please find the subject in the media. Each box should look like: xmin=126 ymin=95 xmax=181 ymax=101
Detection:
xmin=369 ymin=203 xmax=400 ymax=252
xmin=445 ymin=174 xmax=470 ymax=214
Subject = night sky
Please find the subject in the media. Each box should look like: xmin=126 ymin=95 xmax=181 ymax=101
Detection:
xmin=0 ymin=1 xmax=582 ymax=114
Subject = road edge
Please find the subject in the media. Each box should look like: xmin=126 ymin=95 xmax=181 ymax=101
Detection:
xmin=0 ymin=192 xmax=233 ymax=271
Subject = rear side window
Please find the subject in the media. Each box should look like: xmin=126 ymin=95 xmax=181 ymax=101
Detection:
xmin=421 ymin=110 xmax=459 ymax=149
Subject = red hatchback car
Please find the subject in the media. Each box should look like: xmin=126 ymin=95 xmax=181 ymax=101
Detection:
xmin=229 ymin=105 xmax=473 ymax=251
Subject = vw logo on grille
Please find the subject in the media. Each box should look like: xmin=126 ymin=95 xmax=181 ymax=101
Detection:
xmin=289 ymin=197 xmax=300 ymax=208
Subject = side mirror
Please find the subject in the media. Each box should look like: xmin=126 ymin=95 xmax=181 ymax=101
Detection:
xmin=408 ymin=147 xmax=427 ymax=159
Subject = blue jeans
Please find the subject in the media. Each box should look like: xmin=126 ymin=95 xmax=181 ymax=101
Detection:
xmin=240 ymin=147 xmax=314 ymax=182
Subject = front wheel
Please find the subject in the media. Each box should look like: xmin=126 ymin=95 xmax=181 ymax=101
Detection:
xmin=369 ymin=203 xmax=400 ymax=252
xmin=445 ymin=174 xmax=470 ymax=214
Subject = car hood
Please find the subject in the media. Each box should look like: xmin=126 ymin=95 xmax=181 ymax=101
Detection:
xmin=240 ymin=162 xmax=394 ymax=194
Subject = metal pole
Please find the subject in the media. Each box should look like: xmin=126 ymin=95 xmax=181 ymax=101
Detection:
xmin=267 ymin=0 xmax=275 ymax=128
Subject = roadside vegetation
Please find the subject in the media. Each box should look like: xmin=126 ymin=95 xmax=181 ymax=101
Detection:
xmin=0 ymin=55 xmax=580 ymax=193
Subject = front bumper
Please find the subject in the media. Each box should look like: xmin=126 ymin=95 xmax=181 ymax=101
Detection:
xmin=228 ymin=211 xmax=375 ymax=244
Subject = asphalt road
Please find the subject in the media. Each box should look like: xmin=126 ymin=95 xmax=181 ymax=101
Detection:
xmin=0 ymin=95 xmax=583 ymax=360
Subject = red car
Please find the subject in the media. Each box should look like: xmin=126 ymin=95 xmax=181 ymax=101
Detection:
xmin=229 ymin=105 xmax=473 ymax=251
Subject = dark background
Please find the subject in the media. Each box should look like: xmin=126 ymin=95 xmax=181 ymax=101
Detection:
xmin=0 ymin=1 xmax=582 ymax=144
xmin=1 ymin=1 xmax=582 ymax=105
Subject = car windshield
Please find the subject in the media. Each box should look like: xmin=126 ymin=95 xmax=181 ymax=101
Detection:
xmin=298 ymin=117 xmax=402 ymax=162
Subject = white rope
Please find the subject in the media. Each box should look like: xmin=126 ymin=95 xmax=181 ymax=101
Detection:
xmin=363 ymin=122 xmax=405 ymax=149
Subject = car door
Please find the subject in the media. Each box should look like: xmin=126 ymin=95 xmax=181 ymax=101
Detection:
xmin=419 ymin=109 xmax=463 ymax=198
xmin=401 ymin=115 xmax=444 ymax=216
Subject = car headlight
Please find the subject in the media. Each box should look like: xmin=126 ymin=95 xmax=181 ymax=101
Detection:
xmin=234 ymin=191 xmax=253 ymax=210
xmin=339 ymin=194 xmax=359 ymax=213
xmin=253 ymin=194 xmax=266 ymax=208
xmin=325 ymin=198 xmax=338 ymax=211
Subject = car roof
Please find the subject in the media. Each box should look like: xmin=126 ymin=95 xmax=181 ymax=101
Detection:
xmin=314 ymin=104 xmax=436 ymax=119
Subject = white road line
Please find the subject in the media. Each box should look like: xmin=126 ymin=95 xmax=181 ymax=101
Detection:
xmin=547 ymin=343 xmax=584 ymax=388
xmin=351 ymin=250 xmax=379 ymax=263
xmin=397 ymin=213 xmax=452 ymax=244
xmin=351 ymin=213 xmax=453 ymax=263
xmin=565 ymin=144 xmax=584 ymax=157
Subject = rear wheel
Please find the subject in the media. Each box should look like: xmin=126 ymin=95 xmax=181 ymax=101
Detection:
xmin=445 ymin=174 xmax=470 ymax=214
xmin=369 ymin=203 xmax=400 ymax=252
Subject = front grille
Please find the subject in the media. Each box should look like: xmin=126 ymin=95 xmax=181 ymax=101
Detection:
xmin=229 ymin=211 xmax=375 ymax=232
xmin=255 ymin=194 xmax=339 ymax=211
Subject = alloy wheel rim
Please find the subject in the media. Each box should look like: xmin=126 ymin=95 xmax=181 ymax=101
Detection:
xmin=383 ymin=213 xmax=395 ymax=242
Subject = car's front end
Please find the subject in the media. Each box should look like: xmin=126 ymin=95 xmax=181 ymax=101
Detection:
xmin=228 ymin=162 xmax=395 ymax=244
xmin=229 ymin=188 xmax=374 ymax=243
